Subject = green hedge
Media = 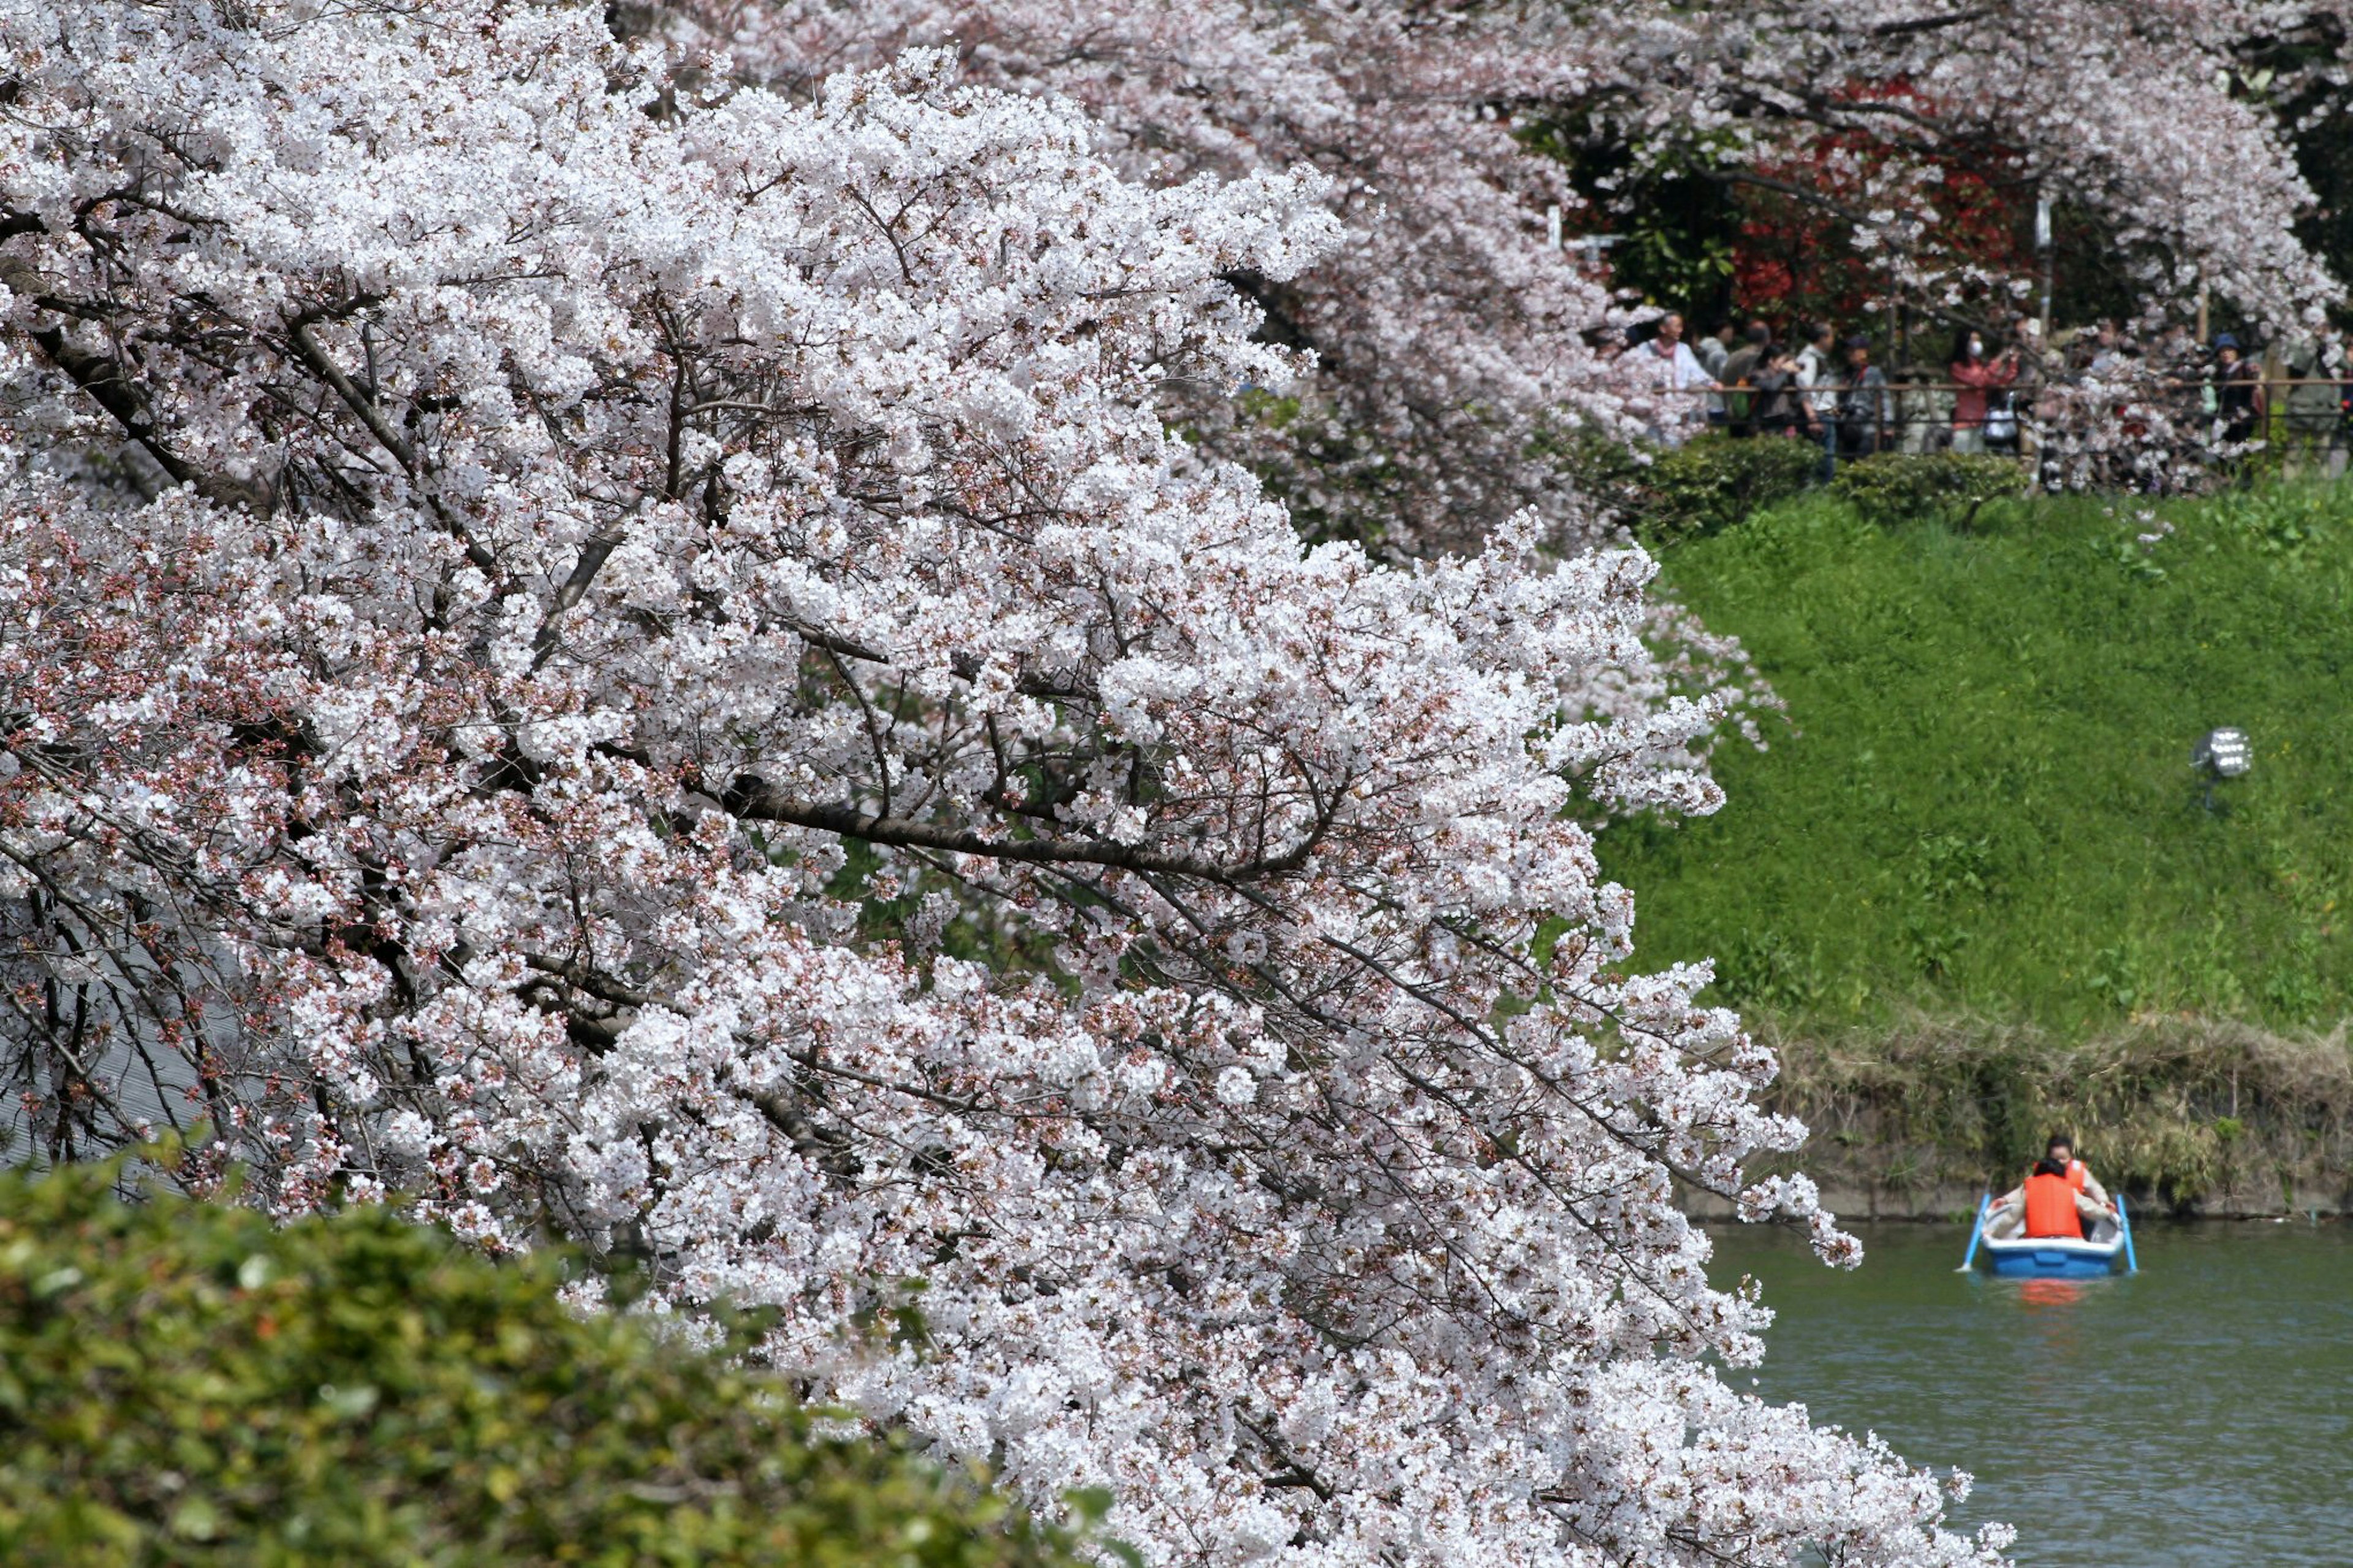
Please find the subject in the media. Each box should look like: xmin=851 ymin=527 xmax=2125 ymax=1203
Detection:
xmin=1830 ymin=451 xmax=2027 ymax=531
xmin=0 ymin=1160 xmax=1079 ymax=1567
xmin=1551 ymin=430 xmax=1822 ymax=545
xmin=1555 ymin=436 xmax=2034 ymax=544
xmin=1635 ymin=434 xmax=1823 ymax=544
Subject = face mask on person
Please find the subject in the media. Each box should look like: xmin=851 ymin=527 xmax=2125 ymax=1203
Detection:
xmin=1968 ymin=337 xmax=1984 ymax=357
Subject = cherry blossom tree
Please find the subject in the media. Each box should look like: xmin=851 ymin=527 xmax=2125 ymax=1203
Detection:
xmin=642 ymin=0 xmax=1636 ymax=550
xmin=649 ymin=0 xmax=2347 ymax=543
xmin=1601 ymin=1 xmax=2347 ymax=323
xmin=1615 ymin=1 xmax=2353 ymax=491
xmin=0 ymin=1 xmax=2019 ymax=1564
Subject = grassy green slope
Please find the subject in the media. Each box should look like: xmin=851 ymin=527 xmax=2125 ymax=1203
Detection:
xmin=1602 ymin=482 xmax=2353 ymax=1035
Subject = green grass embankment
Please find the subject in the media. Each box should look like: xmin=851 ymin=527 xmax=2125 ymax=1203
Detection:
xmin=1604 ymin=480 xmax=2353 ymax=1208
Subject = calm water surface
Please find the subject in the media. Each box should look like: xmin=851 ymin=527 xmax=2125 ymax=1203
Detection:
xmin=1707 ymin=1219 xmax=2353 ymax=1566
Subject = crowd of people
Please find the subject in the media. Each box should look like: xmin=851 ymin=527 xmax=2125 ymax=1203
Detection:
xmin=1612 ymin=308 xmax=2353 ymax=481
xmin=1613 ymin=312 xmax=1891 ymax=460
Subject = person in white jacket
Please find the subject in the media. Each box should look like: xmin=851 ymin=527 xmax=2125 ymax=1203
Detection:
xmin=1792 ymin=320 xmax=1837 ymax=439
xmin=1621 ymin=312 xmax=1714 ymax=444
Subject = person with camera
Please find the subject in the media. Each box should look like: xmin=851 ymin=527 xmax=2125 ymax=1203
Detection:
xmin=1948 ymin=327 xmax=2020 ymax=453
xmin=1834 ymin=335 xmax=1892 ymax=458
xmin=1717 ymin=321 xmax=1773 ymax=437
xmin=1750 ymin=344 xmax=1809 ymax=437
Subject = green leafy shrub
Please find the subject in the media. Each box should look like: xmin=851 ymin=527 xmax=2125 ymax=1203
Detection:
xmin=1539 ymin=423 xmax=1648 ymax=518
xmin=0 ymin=1159 xmax=1079 ymax=1567
xmin=1547 ymin=430 xmax=1822 ymax=543
xmin=1634 ymin=434 xmax=1823 ymax=543
xmin=1830 ymin=451 xmax=2027 ymax=531
xmin=1713 ymin=927 xmax=1828 ymax=1012
xmin=2202 ymin=480 xmax=2349 ymax=559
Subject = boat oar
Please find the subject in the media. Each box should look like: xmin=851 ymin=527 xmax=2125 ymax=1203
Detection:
xmin=1958 ymin=1192 xmax=1990 ymax=1272
xmin=2117 ymin=1193 xmax=2138 ymax=1274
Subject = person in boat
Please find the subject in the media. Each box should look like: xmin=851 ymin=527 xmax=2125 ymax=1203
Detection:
xmin=2042 ymin=1135 xmax=2111 ymax=1210
xmin=1990 ymin=1155 xmax=2112 ymax=1240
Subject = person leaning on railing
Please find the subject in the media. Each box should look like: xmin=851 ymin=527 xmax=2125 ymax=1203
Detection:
xmin=2212 ymin=333 xmax=2264 ymax=446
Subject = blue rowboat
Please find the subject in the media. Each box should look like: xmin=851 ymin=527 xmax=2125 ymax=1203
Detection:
xmin=1968 ymin=1194 xmax=2137 ymax=1278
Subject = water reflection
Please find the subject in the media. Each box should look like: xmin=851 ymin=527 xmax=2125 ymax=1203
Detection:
xmin=2009 ymin=1277 xmax=2085 ymax=1310
xmin=1998 ymin=1276 xmax=2094 ymax=1411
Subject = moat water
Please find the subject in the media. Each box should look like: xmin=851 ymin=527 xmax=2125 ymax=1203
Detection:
xmin=1707 ymin=1218 xmax=2353 ymax=1566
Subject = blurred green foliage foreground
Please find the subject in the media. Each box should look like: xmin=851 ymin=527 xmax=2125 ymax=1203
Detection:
xmin=0 ymin=1159 xmax=1079 ymax=1567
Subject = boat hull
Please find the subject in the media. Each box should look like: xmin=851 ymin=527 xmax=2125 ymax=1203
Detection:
xmin=1979 ymin=1226 xmax=2126 ymax=1278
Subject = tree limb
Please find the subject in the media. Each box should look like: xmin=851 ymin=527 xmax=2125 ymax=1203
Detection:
xmin=721 ymin=776 xmax=1319 ymax=882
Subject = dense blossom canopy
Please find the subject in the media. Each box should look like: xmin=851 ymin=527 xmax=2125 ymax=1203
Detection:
xmin=648 ymin=0 xmax=1627 ymax=547
xmin=652 ymin=0 xmax=2347 ymax=542
xmin=10 ymin=1 xmax=2338 ymax=1566
xmin=1608 ymin=0 xmax=2346 ymax=313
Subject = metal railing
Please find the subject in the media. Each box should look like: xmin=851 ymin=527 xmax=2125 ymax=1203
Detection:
xmin=1615 ymin=373 xmax=2353 ymax=469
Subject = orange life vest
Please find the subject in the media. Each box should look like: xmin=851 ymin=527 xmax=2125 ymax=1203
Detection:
xmin=2063 ymin=1158 xmax=2088 ymax=1192
xmin=2023 ymin=1172 xmax=2083 ymax=1239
